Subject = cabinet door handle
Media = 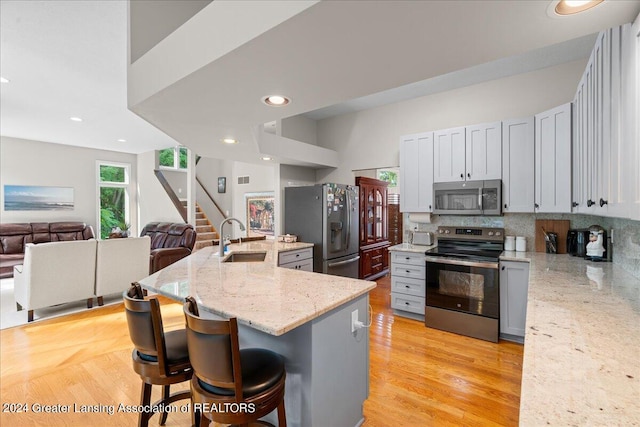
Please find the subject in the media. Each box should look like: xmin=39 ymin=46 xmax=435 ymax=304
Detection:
xmin=587 ymin=199 xmax=595 ymax=207
xmin=467 ymin=173 xmax=471 ymax=178
xmin=460 ymin=173 xmax=464 ymax=179
xmin=405 ymin=285 xmax=410 ymax=288
xmin=599 ymin=198 xmax=608 ymax=207
xmin=501 ymin=266 xmax=505 ymax=271
xmin=572 ymin=202 xmax=579 ymax=207
xmin=504 ymin=204 xmax=507 ymax=209
xmin=405 ymin=302 xmax=410 ymax=305
xmin=429 ymin=204 xmax=432 ymax=210
xmin=534 ymin=203 xmax=539 ymax=209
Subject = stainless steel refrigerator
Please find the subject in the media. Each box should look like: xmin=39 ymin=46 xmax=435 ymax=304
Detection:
xmin=284 ymin=184 xmax=360 ymax=278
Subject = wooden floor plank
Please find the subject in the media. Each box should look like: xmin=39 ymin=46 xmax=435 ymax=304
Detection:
xmin=0 ymin=275 xmax=523 ymax=426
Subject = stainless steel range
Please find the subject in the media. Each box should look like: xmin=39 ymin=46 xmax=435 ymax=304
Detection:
xmin=424 ymin=226 xmax=504 ymax=342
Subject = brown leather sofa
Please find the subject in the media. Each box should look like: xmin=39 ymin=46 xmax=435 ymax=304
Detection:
xmin=0 ymin=222 xmax=95 ymax=279
xmin=140 ymin=222 xmax=197 ymax=274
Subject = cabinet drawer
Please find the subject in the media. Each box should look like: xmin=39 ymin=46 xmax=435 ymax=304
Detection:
xmin=391 ymin=293 xmax=425 ymax=315
xmin=390 ymin=251 xmax=425 ymax=267
xmin=391 ymin=276 xmax=426 ymax=297
xmin=278 ymin=248 xmax=313 ymax=265
xmin=280 ymin=258 xmax=313 ymax=272
xmin=391 ymin=263 xmax=425 ymax=280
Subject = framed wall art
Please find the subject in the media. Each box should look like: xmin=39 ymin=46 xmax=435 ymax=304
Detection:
xmin=245 ymin=192 xmax=274 ymax=237
xmin=4 ymin=185 xmax=74 ymax=211
xmin=218 ymin=177 xmax=226 ymax=193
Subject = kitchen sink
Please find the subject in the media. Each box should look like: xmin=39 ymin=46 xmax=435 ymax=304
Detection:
xmin=222 ymin=252 xmax=267 ymax=263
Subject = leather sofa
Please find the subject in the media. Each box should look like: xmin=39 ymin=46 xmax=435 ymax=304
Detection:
xmin=140 ymin=222 xmax=196 ymax=274
xmin=0 ymin=222 xmax=95 ymax=279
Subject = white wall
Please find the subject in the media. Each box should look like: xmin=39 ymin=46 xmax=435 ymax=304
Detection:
xmin=230 ymin=161 xmax=277 ymax=238
xmin=137 ymin=150 xmax=184 ymax=227
xmin=281 ymin=115 xmax=318 ymax=145
xmin=195 ymin=156 xmax=233 ymax=229
xmin=161 ymin=168 xmax=188 ymax=199
xmin=315 ymin=59 xmax=587 ymax=184
xmin=0 ymin=136 xmax=138 ymax=234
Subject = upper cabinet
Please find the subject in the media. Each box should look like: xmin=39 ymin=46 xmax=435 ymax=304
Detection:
xmin=465 ymin=122 xmax=502 ymax=181
xmin=433 ymin=123 xmax=501 ymax=183
xmin=535 ymin=103 xmax=572 ymax=213
xmin=502 ymin=117 xmax=535 ymax=213
xmin=573 ymin=23 xmax=640 ymax=220
xmin=399 ymin=132 xmax=434 ymax=212
xmin=433 ymin=127 xmax=466 ymax=182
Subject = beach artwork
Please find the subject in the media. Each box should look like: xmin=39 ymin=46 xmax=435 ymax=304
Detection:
xmin=4 ymin=185 xmax=74 ymax=211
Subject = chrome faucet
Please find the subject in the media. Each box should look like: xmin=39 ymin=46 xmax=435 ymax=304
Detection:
xmin=218 ymin=217 xmax=246 ymax=254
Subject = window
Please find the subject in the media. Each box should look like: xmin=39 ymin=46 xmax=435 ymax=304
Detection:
xmin=377 ymin=168 xmax=398 ymax=187
xmin=159 ymin=146 xmax=188 ymax=169
xmin=97 ymin=162 xmax=130 ymax=239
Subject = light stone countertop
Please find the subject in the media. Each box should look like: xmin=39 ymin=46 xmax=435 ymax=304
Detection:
xmin=509 ymin=253 xmax=640 ymax=426
xmin=138 ymin=240 xmax=376 ymax=336
xmin=388 ymin=243 xmax=436 ymax=253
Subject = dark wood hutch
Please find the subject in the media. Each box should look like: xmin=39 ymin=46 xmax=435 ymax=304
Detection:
xmin=356 ymin=176 xmax=390 ymax=281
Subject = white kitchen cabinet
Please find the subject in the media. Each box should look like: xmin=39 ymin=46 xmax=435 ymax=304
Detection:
xmin=465 ymin=122 xmax=502 ymax=181
xmin=535 ymin=103 xmax=572 ymax=213
xmin=433 ymin=127 xmax=466 ymax=182
xmin=499 ymin=260 xmax=529 ymax=342
xmin=390 ymin=250 xmax=426 ymax=321
xmin=278 ymin=247 xmax=313 ymax=272
xmin=572 ymin=25 xmax=638 ymax=220
xmin=433 ymin=123 xmax=501 ymax=183
xmin=502 ymin=117 xmax=535 ymax=213
xmin=399 ymin=132 xmax=434 ymax=212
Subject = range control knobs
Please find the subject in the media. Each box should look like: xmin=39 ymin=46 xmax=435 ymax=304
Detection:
xmin=495 ymin=231 xmax=501 ymax=236
xmin=488 ymin=231 xmax=494 ymax=236
xmin=444 ymin=229 xmax=450 ymax=234
xmin=438 ymin=229 xmax=444 ymax=234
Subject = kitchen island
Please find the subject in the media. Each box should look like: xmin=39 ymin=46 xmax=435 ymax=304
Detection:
xmin=501 ymin=252 xmax=640 ymax=426
xmin=138 ymin=240 xmax=376 ymax=427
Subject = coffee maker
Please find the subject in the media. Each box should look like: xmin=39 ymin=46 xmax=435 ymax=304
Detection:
xmin=585 ymin=225 xmax=607 ymax=261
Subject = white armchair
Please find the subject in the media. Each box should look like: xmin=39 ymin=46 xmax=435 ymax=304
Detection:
xmin=14 ymin=239 xmax=97 ymax=322
xmin=95 ymin=236 xmax=150 ymax=305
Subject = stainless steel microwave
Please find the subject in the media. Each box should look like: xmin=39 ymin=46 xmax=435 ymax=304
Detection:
xmin=433 ymin=179 xmax=502 ymax=216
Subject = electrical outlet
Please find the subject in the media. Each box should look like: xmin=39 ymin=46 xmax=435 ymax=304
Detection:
xmin=351 ymin=309 xmax=359 ymax=333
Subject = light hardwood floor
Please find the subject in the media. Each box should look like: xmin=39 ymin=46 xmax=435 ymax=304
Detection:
xmin=0 ymin=276 xmax=523 ymax=426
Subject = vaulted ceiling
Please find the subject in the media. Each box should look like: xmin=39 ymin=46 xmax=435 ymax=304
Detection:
xmin=2 ymin=1 xmax=639 ymax=161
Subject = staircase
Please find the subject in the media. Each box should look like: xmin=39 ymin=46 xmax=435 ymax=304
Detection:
xmin=194 ymin=203 xmax=219 ymax=250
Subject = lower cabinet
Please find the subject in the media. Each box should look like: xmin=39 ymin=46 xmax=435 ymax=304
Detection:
xmin=278 ymin=247 xmax=313 ymax=272
xmin=499 ymin=260 xmax=530 ymax=343
xmin=360 ymin=243 xmax=389 ymax=281
xmin=390 ymin=250 xmax=426 ymax=321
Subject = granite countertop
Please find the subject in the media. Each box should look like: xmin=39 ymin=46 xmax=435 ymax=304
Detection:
xmin=138 ymin=241 xmax=376 ymax=336
xmin=388 ymin=243 xmax=436 ymax=253
xmin=507 ymin=252 xmax=640 ymax=425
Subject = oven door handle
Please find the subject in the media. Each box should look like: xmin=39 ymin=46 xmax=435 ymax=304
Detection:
xmin=425 ymin=256 xmax=499 ymax=270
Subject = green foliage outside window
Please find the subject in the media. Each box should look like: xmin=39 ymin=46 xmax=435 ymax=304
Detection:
xmin=159 ymin=146 xmax=188 ymax=169
xmin=378 ymin=170 xmax=398 ymax=187
xmin=100 ymin=187 xmax=126 ymax=239
xmin=100 ymin=165 xmax=125 ymax=183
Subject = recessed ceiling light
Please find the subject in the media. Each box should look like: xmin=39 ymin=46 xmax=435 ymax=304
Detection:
xmin=261 ymin=156 xmax=272 ymax=161
xmin=222 ymin=138 xmax=238 ymax=144
xmin=0 ymin=77 xmax=9 ymax=83
xmin=551 ymin=0 xmax=603 ymax=15
xmin=262 ymin=95 xmax=290 ymax=107
xmin=117 ymin=139 xmax=127 ymax=143
xmin=69 ymin=117 xmax=83 ymax=122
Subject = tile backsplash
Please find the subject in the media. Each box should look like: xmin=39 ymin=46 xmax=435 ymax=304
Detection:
xmin=404 ymin=213 xmax=640 ymax=279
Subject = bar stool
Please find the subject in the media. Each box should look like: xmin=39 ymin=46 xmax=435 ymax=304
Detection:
xmin=123 ymin=283 xmax=192 ymax=427
xmin=183 ymin=296 xmax=287 ymax=427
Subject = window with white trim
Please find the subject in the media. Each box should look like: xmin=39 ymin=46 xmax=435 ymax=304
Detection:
xmin=97 ymin=162 xmax=130 ymax=239
xmin=159 ymin=146 xmax=188 ymax=170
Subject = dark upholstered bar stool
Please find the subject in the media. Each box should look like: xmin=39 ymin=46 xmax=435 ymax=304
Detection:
xmin=183 ymin=296 xmax=287 ymax=427
xmin=123 ymin=283 xmax=192 ymax=427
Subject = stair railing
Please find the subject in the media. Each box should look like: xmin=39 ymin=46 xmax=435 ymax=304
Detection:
xmin=196 ymin=176 xmax=228 ymax=221
xmin=153 ymin=169 xmax=188 ymax=222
